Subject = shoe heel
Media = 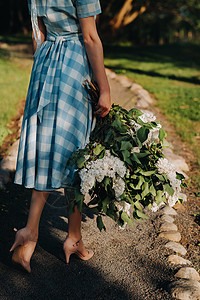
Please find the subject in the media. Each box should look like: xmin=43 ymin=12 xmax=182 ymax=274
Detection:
xmin=63 ymin=248 xmax=72 ymax=264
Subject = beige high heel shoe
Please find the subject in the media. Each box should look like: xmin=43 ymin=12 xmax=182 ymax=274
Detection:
xmin=63 ymin=236 xmax=94 ymax=264
xmin=10 ymin=228 xmax=37 ymax=273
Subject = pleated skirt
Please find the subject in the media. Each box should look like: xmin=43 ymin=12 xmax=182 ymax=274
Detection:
xmin=14 ymin=34 xmax=93 ymax=191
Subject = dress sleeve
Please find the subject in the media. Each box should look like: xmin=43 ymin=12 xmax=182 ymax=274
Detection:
xmin=76 ymin=0 xmax=102 ymax=18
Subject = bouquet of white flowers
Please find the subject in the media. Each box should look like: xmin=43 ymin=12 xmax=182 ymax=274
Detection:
xmin=66 ymin=81 xmax=186 ymax=231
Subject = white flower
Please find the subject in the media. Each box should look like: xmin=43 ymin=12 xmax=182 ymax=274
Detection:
xmin=130 ymin=120 xmax=141 ymax=131
xmin=79 ymin=151 xmax=127 ymax=196
xmin=156 ymin=158 xmax=176 ymax=176
xmin=127 ymin=128 xmax=135 ymax=138
xmin=84 ymin=155 xmax=90 ymax=161
xmin=131 ymin=147 xmax=140 ymax=153
xmin=151 ymin=201 xmax=165 ymax=212
xmin=156 ymin=158 xmax=182 ymax=207
xmin=130 ymin=112 xmax=161 ymax=146
xmin=113 ymin=176 xmax=125 ymax=198
xmin=139 ymin=111 xmax=156 ymax=123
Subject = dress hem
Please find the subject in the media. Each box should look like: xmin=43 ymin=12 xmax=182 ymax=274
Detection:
xmin=14 ymin=181 xmax=68 ymax=192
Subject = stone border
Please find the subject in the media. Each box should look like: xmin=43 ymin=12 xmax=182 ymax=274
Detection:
xmin=105 ymin=69 xmax=200 ymax=299
xmin=158 ymin=206 xmax=200 ymax=299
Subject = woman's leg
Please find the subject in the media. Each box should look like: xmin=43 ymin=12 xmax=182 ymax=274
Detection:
xmin=63 ymin=191 xmax=93 ymax=263
xmin=68 ymin=205 xmax=82 ymax=241
xmin=10 ymin=189 xmax=50 ymax=272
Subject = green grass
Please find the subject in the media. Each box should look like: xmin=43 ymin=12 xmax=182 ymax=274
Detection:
xmin=0 ymin=33 xmax=32 ymax=44
xmin=0 ymin=48 xmax=32 ymax=146
xmin=104 ymin=43 xmax=200 ymax=163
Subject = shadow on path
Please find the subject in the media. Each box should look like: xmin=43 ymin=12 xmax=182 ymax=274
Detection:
xmin=0 ymin=172 xmax=174 ymax=299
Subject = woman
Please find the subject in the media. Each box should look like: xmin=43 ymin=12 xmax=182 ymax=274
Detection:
xmin=10 ymin=0 xmax=111 ymax=272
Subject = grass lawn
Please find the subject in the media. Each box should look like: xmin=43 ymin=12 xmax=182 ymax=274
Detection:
xmin=104 ymin=43 xmax=200 ymax=165
xmin=0 ymin=48 xmax=32 ymax=147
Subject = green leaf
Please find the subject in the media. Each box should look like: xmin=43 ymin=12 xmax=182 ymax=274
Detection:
xmin=149 ymin=184 xmax=156 ymax=196
xmin=104 ymin=130 xmax=113 ymax=143
xmin=107 ymin=202 xmax=116 ymax=220
xmin=128 ymin=108 xmax=143 ymax=118
xmin=155 ymin=174 xmax=165 ymax=181
xmin=135 ymin=194 xmax=141 ymax=201
xmin=97 ymin=216 xmax=106 ymax=231
xmin=120 ymin=141 xmax=132 ymax=151
xmin=104 ymin=177 xmax=111 ymax=192
xmin=135 ymin=176 xmax=145 ymax=189
xmin=75 ymin=190 xmax=84 ymax=212
xmin=176 ymin=172 xmax=185 ymax=181
xmin=134 ymin=201 xmax=143 ymax=211
xmin=102 ymin=197 xmax=110 ymax=214
xmin=131 ymin=153 xmax=141 ymax=165
xmin=136 ymin=137 xmax=142 ymax=148
xmin=121 ymin=211 xmax=134 ymax=227
xmin=122 ymin=150 xmax=130 ymax=161
xmin=135 ymin=152 xmax=150 ymax=158
xmin=141 ymin=182 xmax=149 ymax=198
xmin=111 ymin=117 xmax=122 ymax=129
xmin=139 ymin=170 xmax=157 ymax=176
xmin=155 ymin=190 xmax=163 ymax=204
xmin=77 ymin=156 xmax=86 ymax=168
xmin=159 ymin=128 xmax=167 ymax=142
xmin=136 ymin=210 xmax=150 ymax=219
xmin=164 ymin=184 xmax=174 ymax=196
xmin=93 ymin=144 xmax=105 ymax=156
xmin=136 ymin=127 xmax=149 ymax=143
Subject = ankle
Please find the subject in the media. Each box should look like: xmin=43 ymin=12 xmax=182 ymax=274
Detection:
xmin=67 ymin=234 xmax=82 ymax=243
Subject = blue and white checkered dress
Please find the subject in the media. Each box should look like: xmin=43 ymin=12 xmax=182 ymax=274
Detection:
xmin=14 ymin=0 xmax=101 ymax=191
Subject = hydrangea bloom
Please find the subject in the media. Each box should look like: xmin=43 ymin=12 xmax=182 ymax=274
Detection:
xmin=129 ymin=111 xmax=161 ymax=146
xmin=79 ymin=150 xmax=126 ymax=198
xmin=156 ymin=158 xmax=182 ymax=207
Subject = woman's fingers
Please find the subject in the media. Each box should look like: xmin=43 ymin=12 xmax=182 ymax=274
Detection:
xmin=94 ymin=105 xmax=110 ymax=117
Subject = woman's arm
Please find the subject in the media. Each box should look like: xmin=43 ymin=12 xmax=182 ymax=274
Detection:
xmin=79 ymin=17 xmax=111 ymax=118
xmin=32 ymin=17 xmax=46 ymax=54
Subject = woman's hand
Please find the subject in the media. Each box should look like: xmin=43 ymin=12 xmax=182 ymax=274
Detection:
xmin=94 ymin=92 xmax=111 ymax=118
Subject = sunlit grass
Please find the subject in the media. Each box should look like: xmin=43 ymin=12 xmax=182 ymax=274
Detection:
xmin=0 ymin=49 xmax=32 ymax=146
xmin=104 ymin=43 xmax=200 ymax=164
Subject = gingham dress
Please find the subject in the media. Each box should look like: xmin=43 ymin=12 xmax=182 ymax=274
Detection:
xmin=14 ymin=0 xmax=101 ymax=191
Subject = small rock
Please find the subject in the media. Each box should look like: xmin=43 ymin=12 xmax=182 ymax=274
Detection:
xmin=168 ymin=279 xmax=200 ymax=300
xmin=173 ymin=203 xmax=186 ymax=211
xmin=161 ymin=206 xmax=177 ymax=216
xmin=158 ymin=231 xmax=181 ymax=242
xmin=160 ymin=215 xmax=175 ymax=223
xmin=0 ymin=156 xmax=17 ymax=171
xmin=165 ymin=242 xmax=187 ymax=256
xmin=175 ymin=268 xmax=200 ymax=281
xmin=168 ymin=255 xmax=192 ymax=265
xmin=130 ymin=83 xmax=143 ymax=91
xmin=163 ymin=148 xmax=189 ymax=173
xmin=160 ymin=222 xmax=178 ymax=232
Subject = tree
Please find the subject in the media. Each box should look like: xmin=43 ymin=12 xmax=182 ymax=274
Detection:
xmin=100 ymin=0 xmax=200 ymax=43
